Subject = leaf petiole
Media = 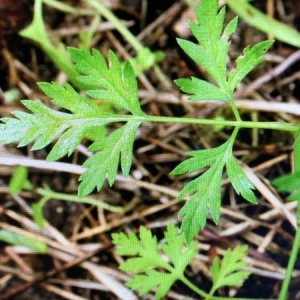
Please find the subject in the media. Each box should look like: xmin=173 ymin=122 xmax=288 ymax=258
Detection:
xmin=35 ymin=187 xmax=140 ymax=213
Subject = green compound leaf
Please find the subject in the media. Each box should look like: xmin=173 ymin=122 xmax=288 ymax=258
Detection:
xmin=112 ymin=224 xmax=197 ymax=300
xmin=0 ymin=48 xmax=143 ymax=198
xmin=209 ymin=245 xmax=251 ymax=296
xmin=176 ymin=0 xmax=272 ymax=102
xmin=176 ymin=0 xmax=237 ymax=102
xmin=172 ymin=141 xmax=231 ymax=243
xmin=0 ymin=97 xmax=113 ymax=160
xmin=69 ymin=48 xmax=144 ymax=116
xmin=78 ymin=121 xmax=140 ymax=197
xmin=173 ymin=134 xmax=257 ymax=243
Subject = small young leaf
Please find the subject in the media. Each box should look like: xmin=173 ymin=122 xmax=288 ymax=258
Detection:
xmin=0 ymin=229 xmax=47 ymax=254
xmin=272 ymin=171 xmax=300 ymax=201
xmin=128 ymin=47 xmax=165 ymax=75
xmin=9 ymin=166 xmax=32 ymax=195
xmin=161 ymin=223 xmax=197 ymax=274
xmin=210 ymin=245 xmax=251 ymax=296
xmin=228 ymin=40 xmax=274 ymax=91
xmin=125 ymin=269 xmax=175 ymax=299
xmin=226 ymin=156 xmax=257 ymax=204
xmin=112 ymin=224 xmax=197 ymax=299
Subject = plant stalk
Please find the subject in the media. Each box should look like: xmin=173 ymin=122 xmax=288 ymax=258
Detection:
xmin=85 ymin=0 xmax=143 ymax=52
xmin=278 ymin=215 xmax=300 ymax=299
xmin=137 ymin=115 xmax=299 ymax=132
xmin=77 ymin=114 xmax=299 ymax=132
xmin=180 ymin=275 xmax=277 ymax=300
xmin=85 ymin=0 xmax=172 ymax=88
xmin=229 ymin=95 xmax=242 ymax=122
xmin=35 ymin=187 xmax=139 ymax=213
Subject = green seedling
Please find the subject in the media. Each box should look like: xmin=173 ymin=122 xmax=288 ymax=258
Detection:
xmin=113 ymin=223 xmax=251 ymax=300
xmin=21 ymin=0 xmax=165 ymax=89
xmin=20 ymin=0 xmax=91 ymax=91
xmin=0 ymin=0 xmax=299 ymax=298
xmin=8 ymin=168 xmax=139 ymax=228
xmin=9 ymin=166 xmax=32 ymax=195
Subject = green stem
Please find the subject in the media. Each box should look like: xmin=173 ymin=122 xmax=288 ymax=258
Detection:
xmin=229 ymin=126 xmax=240 ymax=143
xmin=180 ymin=275 xmax=210 ymax=299
xmin=71 ymin=114 xmax=300 ymax=132
xmin=43 ymin=0 xmax=94 ymax=15
xmin=229 ymin=95 xmax=242 ymax=122
xmin=180 ymin=275 xmax=276 ymax=300
xmin=20 ymin=0 xmax=90 ymax=91
xmin=85 ymin=0 xmax=143 ymax=52
xmin=210 ymin=297 xmax=277 ymax=300
xmin=278 ymin=221 xmax=300 ymax=299
xmin=226 ymin=0 xmax=300 ymax=49
xmin=85 ymin=0 xmax=172 ymax=88
xmin=86 ymin=114 xmax=300 ymax=132
xmin=35 ymin=187 xmax=139 ymax=213
xmin=138 ymin=115 xmax=299 ymax=132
